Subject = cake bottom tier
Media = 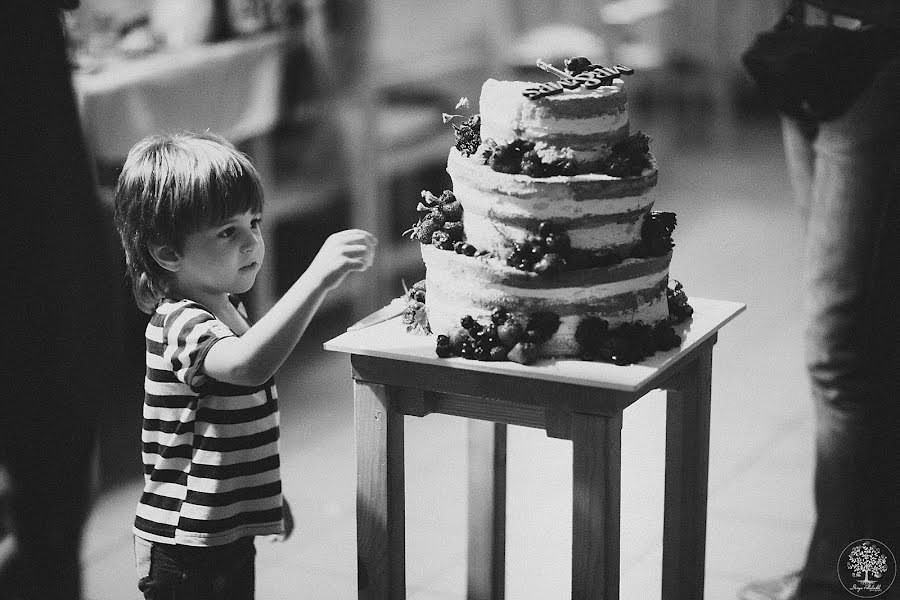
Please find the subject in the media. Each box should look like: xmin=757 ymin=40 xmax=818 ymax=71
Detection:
xmin=422 ymin=244 xmax=672 ymax=357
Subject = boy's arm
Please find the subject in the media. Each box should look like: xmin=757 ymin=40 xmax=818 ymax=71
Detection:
xmin=203 ymin=229 xmax=377 ymax=386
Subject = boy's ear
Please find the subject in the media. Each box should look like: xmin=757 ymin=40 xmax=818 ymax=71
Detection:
xmin=149 ymin=243 xmax=182 ymax=273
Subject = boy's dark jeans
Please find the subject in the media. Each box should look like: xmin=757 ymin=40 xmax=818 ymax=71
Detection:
xmin=135 ymin=536 xmax=256 ymax=600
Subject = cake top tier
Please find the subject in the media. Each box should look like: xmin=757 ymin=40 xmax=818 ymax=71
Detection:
xmin=478 ymin=78 xmax=630 ymax=167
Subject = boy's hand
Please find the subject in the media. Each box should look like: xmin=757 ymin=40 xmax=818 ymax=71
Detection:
xmin=307 ymin=229 xmax=378 ymax=291
xmin=269 ymin=496 xmax=294 ymax=543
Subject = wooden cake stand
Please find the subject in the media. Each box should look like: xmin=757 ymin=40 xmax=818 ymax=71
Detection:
xmin=324 ymin=297 xmax=745 ymax=600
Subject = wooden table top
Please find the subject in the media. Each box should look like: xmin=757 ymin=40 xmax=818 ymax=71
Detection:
xmin=325 ymin=297 xmax=745 ymax=393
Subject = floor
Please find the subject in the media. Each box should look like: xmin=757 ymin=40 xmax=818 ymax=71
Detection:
xmin=80 ymin=100 xmax=817 ymax=599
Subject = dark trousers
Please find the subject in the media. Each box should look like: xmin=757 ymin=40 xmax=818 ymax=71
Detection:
xmin=135 ymin=537 xmax=256 ymax=600
xmin=781 ymin=52 xmax=900 ymax=599
xmin=1 ymin=2 xmax=106 ymax=599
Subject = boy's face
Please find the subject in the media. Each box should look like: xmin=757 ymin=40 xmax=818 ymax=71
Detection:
xmin=171 ymin=210 xmax=264 ymax=302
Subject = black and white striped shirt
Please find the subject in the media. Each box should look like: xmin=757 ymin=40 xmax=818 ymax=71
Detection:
xmin=134 ymin=298 xmax=283 ymax=546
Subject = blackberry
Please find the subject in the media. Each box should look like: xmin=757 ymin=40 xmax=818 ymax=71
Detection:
xmin=543 ymin=232 xmax=571 ymax=255
xmin=462 ymin=243 xmax=477 ymax=257
xmin=491 ymin=307 xmax=509 ymax=325
xmin=549 ymin=158 xmax=578 ymax=176
xmin=538 ymin=220 xmax=554 ymax=237
xmin=443 ymin=221 xmax=464 ymax=242
xmin=454 ymin=241 xmax=466 ymax=254
xmin=564 ymin=56 xmax=593 ymax=75
xmin=527 ymin=312 xmax=561 ymax=342
xmin=414 ymin=290 xmax=426 ymax=303
xmin=473 ymin=346 xmax=491 ymax=361
xmin=460 ymin=315 xmax=477 ymax=330
xmin=575 ymin=316 xmax=609 ymax=349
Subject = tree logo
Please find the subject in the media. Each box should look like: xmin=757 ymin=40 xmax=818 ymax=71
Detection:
xmin=838 ymin=539 xmax=897 ymax=598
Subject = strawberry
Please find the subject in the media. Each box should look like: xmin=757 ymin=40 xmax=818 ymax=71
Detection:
xmin=403 ymin=213 xmax=442 ymax=244
xmin=507 ymin=342 xmax=538 ymax=365
xmin=441 ymin=200 xmax=463 ymax=221
xmin=497 ymin=319 xmax=525 ymax=347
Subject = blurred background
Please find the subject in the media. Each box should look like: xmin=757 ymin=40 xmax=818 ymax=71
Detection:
xmin=60 ymin=0 xmax=815 ymax=598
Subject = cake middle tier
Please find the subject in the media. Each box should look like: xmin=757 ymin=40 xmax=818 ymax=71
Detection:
xmin=447 ymin=147 xmax=659 ymax=257
xmin=422 ymin=243 xmax=672 ymax=356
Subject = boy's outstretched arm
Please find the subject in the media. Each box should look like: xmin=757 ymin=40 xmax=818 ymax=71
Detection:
xmin=204 ymin=229 xmax=377 ymax=386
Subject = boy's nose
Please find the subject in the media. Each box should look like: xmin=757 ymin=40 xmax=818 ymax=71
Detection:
xmin=242 ymin=229 xmax=262 ymax=253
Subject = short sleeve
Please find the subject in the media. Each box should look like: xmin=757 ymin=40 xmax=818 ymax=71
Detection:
xmin=161 ymin=302 xmax=236 ymax=391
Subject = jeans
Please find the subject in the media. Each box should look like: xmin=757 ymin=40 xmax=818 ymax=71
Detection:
xmin=135 ymin=537 xmax=256 ymax=600
xmin=780 ymin=52 xmax=900 ymax=599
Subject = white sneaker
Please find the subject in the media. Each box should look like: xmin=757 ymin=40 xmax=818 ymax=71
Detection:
xmin=738 ymin=572 xmax=801 ymax=600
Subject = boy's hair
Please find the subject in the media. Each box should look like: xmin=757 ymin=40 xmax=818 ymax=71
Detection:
xmin=113 ymin=132 xmax=264 ymax=313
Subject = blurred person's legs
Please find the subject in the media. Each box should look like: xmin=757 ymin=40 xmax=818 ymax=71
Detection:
xmin=742 ymin=55 xmax=900 ymax=600
xmin=1 ymin=2 xmax=105 ymax=599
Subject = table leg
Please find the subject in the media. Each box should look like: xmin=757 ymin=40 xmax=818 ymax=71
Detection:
xmin=355 ymin=382 xmax=406 ymax=600
xmin=571 ymin=412 xmax=623 ymax=600
xmin=467 ymin=421 xmax=507 ymax=600
xmin=662 ymin=343 xmax=714 ymax=600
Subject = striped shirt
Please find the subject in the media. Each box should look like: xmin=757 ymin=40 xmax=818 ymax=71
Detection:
xmin=134 ymin=297 xmax=283 ymax=546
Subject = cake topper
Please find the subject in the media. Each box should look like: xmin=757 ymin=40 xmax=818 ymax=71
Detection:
xmin=524 ymin=57 xmax=635 ymax=99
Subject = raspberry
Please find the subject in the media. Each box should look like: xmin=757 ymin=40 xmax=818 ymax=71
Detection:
xmin=453 ymin=115 xmax=481 ymax=157
xmin=533 ymin=253 xmax=566 ymax=276
xmin=489 ymin=345 xmax=509 ymax=361
xmin=431 ymin=230 xmax=453 ymax=250
xmin=446 ymin=325 xmax=470 ymax=352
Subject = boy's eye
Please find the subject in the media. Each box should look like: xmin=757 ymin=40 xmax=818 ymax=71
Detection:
xmin=218 ymin=227 xmax=235 ymax=238
xmin=251 ymin=217 xmax=262 ymax=228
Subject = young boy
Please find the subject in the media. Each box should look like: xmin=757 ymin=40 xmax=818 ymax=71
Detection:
xmin=113 ymin=132 xmax=377 ymax=598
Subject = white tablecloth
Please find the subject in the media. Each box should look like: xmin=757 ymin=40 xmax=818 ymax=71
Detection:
xmin=75 ymin=32 xmax=288 ymax=163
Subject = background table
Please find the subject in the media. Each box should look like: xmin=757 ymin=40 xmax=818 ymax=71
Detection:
xmin=325 ymin=297 xmax=744 ymax=599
